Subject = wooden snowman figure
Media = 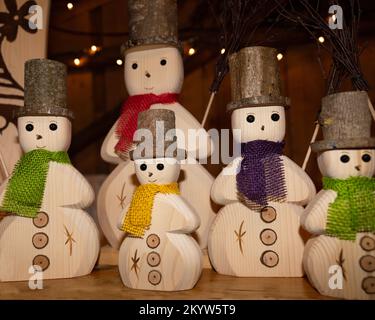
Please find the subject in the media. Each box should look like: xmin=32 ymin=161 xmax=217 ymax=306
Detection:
xmin=98 ymin=0 xmax=215 ymax=251
xmin=208 ymin=47 xmax=316 ymax=277
xmin=118 ymin=109 xmax=202 ymax=291
xmin=302 ymin=91 xmax=375 ymax=299
xmin=0 ymin=59 xmax=100 ymax=281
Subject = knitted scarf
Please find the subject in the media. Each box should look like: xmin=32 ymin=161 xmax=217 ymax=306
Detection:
xmin=115 ymin=93 xmax=179 ymax=158
xmin=0 ymin=149 xmax=71 ymax=218
xmin=121 ymin=183 xmax=180 ymax=237
xmin=237 ymin=140 xmax=287 ymax=211
xmin=323 ymin=176 xmax=375 ymax=241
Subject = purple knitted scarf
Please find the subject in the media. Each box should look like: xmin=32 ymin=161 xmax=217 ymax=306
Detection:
xmin=237 ymin=140 xmax=287 ymax=211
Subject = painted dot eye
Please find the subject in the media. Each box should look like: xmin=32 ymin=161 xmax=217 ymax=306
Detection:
xmin=25 ymin=124 xmax=34 ymax=132
xmin=271 ymin=113 xmax=280 ymax=122
xmin=49 ymin=123 xmax=58 ymax=131
xmin=157 ymin=163 xmax=164 ymax=171
xmin=362 ymin=154 xmax=371 ymax=163
xmin=160 ymin=59 xmax=167 ymax=66
xmin=340 ymin=155 xmax=350 ymax=163
xmin=246 ymin=115 xmax=255 ymax=123
xmin=140 ymin=164 xmax=147 ymax=171
xmin=132 ymin=63 xmax=138 ymax=70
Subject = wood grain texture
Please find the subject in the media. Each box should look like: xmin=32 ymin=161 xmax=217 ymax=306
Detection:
xmin=0 ymin=162 xmax=100 ymax=281
xmin=118 ymin=194 xmax=202 ymax=291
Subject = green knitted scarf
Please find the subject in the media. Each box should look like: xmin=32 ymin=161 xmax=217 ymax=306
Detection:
xmin=0 ymin=149 xmax=71 ymax=218
xmin=323 ymin=176 xmax=375 ymax=241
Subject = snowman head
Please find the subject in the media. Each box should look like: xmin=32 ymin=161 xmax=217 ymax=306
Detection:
xmin=134 ymin=157 xmax=180 ymax=185
xmin=318 ymin=149 xmax=375 ymax=179
xmin=231 ymin=105 xmax=286 ymax=143
xmin=17 ymin=116 xmax=72 ymax=153
xmin=124 ymin=46 xmax=184 ymax=96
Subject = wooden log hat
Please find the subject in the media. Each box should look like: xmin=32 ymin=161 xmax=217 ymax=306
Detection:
xmin=129 ymin=109 xmax=186 ymax=161
xmin=122 ymin=0 xmax=180 ymax=54
xmin=15 ymin=59 xmax=74 ymax=119
xmin=312 ymin=91 xmax=375 ymax=152
xmin=227 ymin=46 xmax=290 ymax=113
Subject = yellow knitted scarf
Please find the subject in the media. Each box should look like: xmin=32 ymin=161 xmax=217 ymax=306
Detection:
xmin=121 ymin=183 xmax=180 ymax=237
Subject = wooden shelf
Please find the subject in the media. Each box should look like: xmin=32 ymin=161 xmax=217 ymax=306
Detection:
xmin=0 ymin=265 xmax=330 ymax=300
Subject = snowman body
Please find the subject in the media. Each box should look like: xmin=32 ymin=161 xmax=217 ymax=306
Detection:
xmin=209 ymin=106 xmax=316 ymax=277
xmin=0 ymin=116 xmax=100 ymax=281
xmin=302 ymin=149 xmax=375 ymax=299
xmin=118 ymin=158 xmax=202 ymax=291
xmin=98 ymin=47 xmax=215 ymax=250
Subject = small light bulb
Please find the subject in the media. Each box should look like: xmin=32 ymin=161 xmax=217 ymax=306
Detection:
xmin=318 ymin=36 xmax=325 ymax=43
xmin=116 ymin=59 xmax=123 ymax=66
xmin=277 ymin=53 xmax=283 ymax=61
xmin=188 ymin=48 xmax=196 ymax=56
xmin=74 ymin=58 xmax=80 ymax=66
xmin=90 ymin=45 xmax=97 ymax=52
xmin=221 ymin=48 xmax=226 ymax=55
xmin=67 ymin=2 xmax=73 ymax=10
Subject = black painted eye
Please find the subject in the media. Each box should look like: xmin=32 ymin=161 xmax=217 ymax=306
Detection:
xmin=271 ymin=113 xmax=280 ymax=122
xmin=157 ymin=163 xmax=164 ymax=171
xmin=340 ymin=155 xmax=350 ymax=163
xmin=246 ymin=115 xmax=255 ymax=123
xmin=140 ymin=164 xmax=147 ymax=171
xmin=132 ymin=63 xmax=138 ymax=70
xmin=160 ymin=59 xmax=167 ymax=66
xmin=25 ymin=124 xmax=34 ymax=132
xmin=49 ymin=123 xmax=58 ymax=131
xmin=362 ymin=154 xmax=371 ymax=163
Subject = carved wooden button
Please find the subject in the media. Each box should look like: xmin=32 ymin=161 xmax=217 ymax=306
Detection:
xmin=360 ymin=236 xmax=375 ymax=252
xmin=260 ymin=206 xmax=277 ymax=223
xmin=32 ymin=232 xmax=49 ymax=249
xmin=362 ymin=277 xmax=375 ymax=294
xmin=146 ymin=234 xmax=160 ymax=249
xmin=33 ymin=212 xmax=49 ymax=228
xmin=147 ymin=252 xmax=161 ymax=267
xmin=148 ymin=270 xmax=162 ymax=286
xmin=359 ymin=255 xmax=375 ymax=272
xmin=260 ymin=229 xmax=277 ymax=246
xmin=260 ymin=250 xmax=279 ymax=268
xmin=32 ymin=255 xmax=50 ymax=271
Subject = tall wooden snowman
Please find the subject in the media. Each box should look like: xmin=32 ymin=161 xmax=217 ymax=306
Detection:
xmin=118 ymin=109 xmax=202 ymax=291
xmin=98 ymin=0 xmax=215 ymax=251
xmin=208 ymin=47 xmax=316 ymax=277
xmin=0 ymin=59 xmax=100 ymax=281
xmin=302 ymin=91 xmax=375 ymax=299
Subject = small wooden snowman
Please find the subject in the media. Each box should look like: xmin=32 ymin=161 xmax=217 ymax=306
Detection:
xmin=0 ymin=59 xmax=100 ymax=281
xmin=118 ymin=109 xmax=202 ymax=291
xmin=98 ymin=0 xmax=215 ymax=251
xmin=302 ymin=91 xmax=375 ymax=300
xmin=208 ymin=47 xmax=316 ymax=277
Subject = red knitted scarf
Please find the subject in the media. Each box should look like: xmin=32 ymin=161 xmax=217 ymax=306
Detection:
xmin=115 ymin=93 xmax=179 ymax=157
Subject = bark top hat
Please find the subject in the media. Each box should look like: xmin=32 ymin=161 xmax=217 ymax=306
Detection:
xmin=129 ymin=109 xmax=186 ymax=161
xmin=123 ymin=0 xmax=179 ymax=54
xmin=15 ymin=59 xmax=74 ymax=119
xmin=227 ymin=46 xmax=290 ymax=113
xmin=312 ymin=91 xmax=375 ymax=152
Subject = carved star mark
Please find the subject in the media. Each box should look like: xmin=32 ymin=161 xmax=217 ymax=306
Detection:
xmin=130 ymin=249 xmax=140 ymax=278
xmin=64 ymin=225 xmax=76 ymax=257
xmin=117 ymin=182 xmax=127 ymax=209
xmin=234 ymin=221 xmax=246 ymax=255
xmin=336 ymin=248 xmax=347 ymax=281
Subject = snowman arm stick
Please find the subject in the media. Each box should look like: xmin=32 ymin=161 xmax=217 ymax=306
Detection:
xmin=302 ymin=122 xmax=320 ymax=171
xmin=201 ymin=92 xmax=216 ymax=128
xmin=368 ymin=97 xmax=375 ymax=122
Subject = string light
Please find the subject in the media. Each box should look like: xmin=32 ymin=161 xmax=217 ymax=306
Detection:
xmin=318 ymin=36 xmax=325 ymax=43
xmin=90 ymin=45 xmax=98 ymax=52
xmin=277 ymin=53 xmax=283 ymax=61
xmin=67 ymin=2 xmax=73 ymax=10
xmin=221 ymin=48 xmax=226 ymax=55
xmin=188 ymin=48 xmax=196 ymax=56
xmin=73 ymin=58 xmax=81 ymax=66
xmin=116 ymin=59 xmax=123 ymax=66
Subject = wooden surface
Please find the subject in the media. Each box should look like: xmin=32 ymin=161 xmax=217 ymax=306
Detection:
xmin=0 ymin=265 xmax=331 ymax=300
